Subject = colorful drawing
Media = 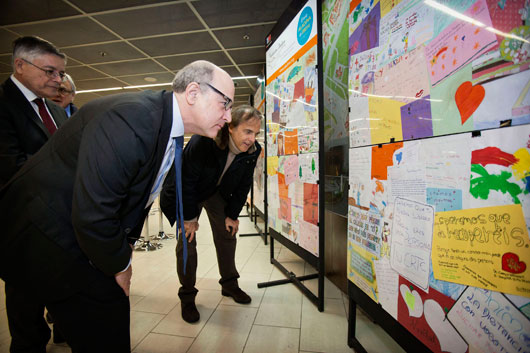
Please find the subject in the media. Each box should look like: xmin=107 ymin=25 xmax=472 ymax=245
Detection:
xmin=454 ymin=81 xmax=485 ymax=125
xmin=349 ymin=2 xmax=380 ymax=55
xmin=398 ymin=277 xmax=467 ymax=353
xmin=400 ymin=97 xmax=433 ymax=139
xmin=425 ymin=0 xmax=498 ymax=86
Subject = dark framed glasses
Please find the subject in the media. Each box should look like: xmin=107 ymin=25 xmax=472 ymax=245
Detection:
xmin=202 ymin=82 xmax=233 ymax=111
xmin=58 ymin=87 xmax=73 ymax=95
xmin=22 ymin=58 xmax=66 ymax=81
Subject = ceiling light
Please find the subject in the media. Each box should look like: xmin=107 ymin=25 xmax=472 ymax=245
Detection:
xmin=243 ymin=34 xmax=250 ymax=40
xmin=77 ymin=87 xmax=123 ymax=93
xmin=144 ymin=77 xmax=158 ymax=82
xmin=124 ymin=83 xmax=172 ymax=89
xmin=232 ymin=75 xmax=258 ymax=80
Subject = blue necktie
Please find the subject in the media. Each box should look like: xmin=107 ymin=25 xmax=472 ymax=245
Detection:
xmin=174 ymin=136 xmax=187 ymax=274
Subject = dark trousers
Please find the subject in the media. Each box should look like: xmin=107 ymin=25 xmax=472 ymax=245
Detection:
xmin=5 ymin=284 xmax=49 ymax=353
xmin=4 ymin=226 xmax=131 ymax=353
xmin=177 ymin=191 xmax=240 ymax=303
xmin=45 ymin=273 xmax=131 ymax=353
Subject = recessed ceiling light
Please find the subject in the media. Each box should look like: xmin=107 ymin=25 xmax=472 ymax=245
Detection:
xmin=99 ymin=51 xmax=108 ymax=57
xmin=144 ymin=77 xmax=157 ymax=82
xmin=243 ymin=34 xmax=250 ymax=40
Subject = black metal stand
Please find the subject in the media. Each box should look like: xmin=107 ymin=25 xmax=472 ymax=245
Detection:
xmin=134 ymin=216 xmax=163 ymax=251
xmin=152 ymin=206 xmax=174 ymax=240
xmin=257 ymin=228 xmax=324 ymax=311
xmin=239 ymin=179 xmax=268 ymax=245
xmin=347 ymin=281 xmax=431 ymax=352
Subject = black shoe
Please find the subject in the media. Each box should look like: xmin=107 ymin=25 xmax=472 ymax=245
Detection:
xmin=181 ymin=301 xmax=200 ymax=323
xmin=221 ymin=287 xmax=251 ymax=304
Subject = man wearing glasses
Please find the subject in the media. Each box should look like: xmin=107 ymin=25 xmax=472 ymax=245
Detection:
xmin=0 ymin=35 xmax=68 ymax=352
xmin=51 ymin=73 xmax=77 ymax=118
xmin=0 ymin=36 xmax=67 ymax=187
xmin=0 ymin=60 xmax=234 ymax=352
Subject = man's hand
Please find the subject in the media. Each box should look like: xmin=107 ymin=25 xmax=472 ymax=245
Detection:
xmin=115 ymin=264 xmax=132 ymax=296
xmin=225 ymin=217 xmax=239 ymax=236
xmin=184 ymin=220 xmax=199 ymax=242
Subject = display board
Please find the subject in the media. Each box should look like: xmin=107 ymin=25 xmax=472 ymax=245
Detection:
xmin=266 ymin=0 xmax=321 ymax=256
xmin=253 ymin=78 xmax=266 ymax=215
xmin=346 ymin=1 xmax=530 ymax=352
xmin=260 ymin=0 xmax=325 ymax=311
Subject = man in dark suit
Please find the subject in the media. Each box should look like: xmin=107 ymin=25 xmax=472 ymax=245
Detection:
xmin=0 ymin=36 xmax=68 ymax=189
xmin=51 ymin=73 xmax=77 ymax=118
xmin=0 ymin=35 xmax=68 ymax=352
xmin=0 ymin=59 xmax=234 ymax=352
xmin=161 ymin=105 xmax=262 ymax=323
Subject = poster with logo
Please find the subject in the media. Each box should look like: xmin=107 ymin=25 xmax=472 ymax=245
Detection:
xmin=266 ymin=0 xmax=320 ymax=256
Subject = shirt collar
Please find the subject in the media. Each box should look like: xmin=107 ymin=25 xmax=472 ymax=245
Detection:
xmin=11 ymin=74 xmax=39 ymax=103
xmin=171 ymin=93 xmax=184 ymax=138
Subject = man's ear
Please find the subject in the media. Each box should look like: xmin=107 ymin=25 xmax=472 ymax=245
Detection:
xmin=13 ymin=58 xmax=24 ymax=74
xmin=185 ymin=82 xmax=201 ymax=105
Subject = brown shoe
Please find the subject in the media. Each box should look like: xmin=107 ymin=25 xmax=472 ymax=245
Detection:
xmin=221 ymin=287 xmax=251 ymax=304
xmin=181 ymin=301 xmax=200 ymax=323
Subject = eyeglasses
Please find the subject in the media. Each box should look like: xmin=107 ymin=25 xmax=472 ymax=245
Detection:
xmin=58 ymin=87 xmax=73 ymax=95
xmin=22 ymin=58 xmax=66 ymax=81
xmin=202 ymin=82 xmax=233 ymax=111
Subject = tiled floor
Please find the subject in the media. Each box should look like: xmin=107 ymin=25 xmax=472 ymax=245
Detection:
xmin=0 ymin=204 xmax=404 ymax=353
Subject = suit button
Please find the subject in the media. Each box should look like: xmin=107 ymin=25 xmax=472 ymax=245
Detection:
xmin=124 ymin=228 xmax=131 ymax=234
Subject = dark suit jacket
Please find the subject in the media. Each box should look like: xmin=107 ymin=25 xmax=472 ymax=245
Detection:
xmin=0 ymin=90 xmax=173 ymax=301
xmin=0 ymin=77 xmax=68 ymax=188
xmin=161 ymin=135 xmax=261 ymax=224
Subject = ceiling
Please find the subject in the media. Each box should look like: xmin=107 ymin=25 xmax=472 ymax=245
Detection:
xmin=0 ymin=0 xmax=292 ymax=107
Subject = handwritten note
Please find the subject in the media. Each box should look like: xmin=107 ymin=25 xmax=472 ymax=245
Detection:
xmin=299 ymin=220 xmax=319 ymax=256
xmin=388 ymin=165 xmax=427 ymax=202
xmin=373 ymin=46 xmax=431 ymax=104
xmin=349 ymin=97 xmax=371 ymax=148
xmin=448 ymin=286 xmax=530 ymax=353
xmin=426 ymin=187 xmax=462 ymax=212
xmin=391 ymin=198 xmax=435 ymax=291
xmin=349 ymin=146 xmax=371 ymax=208
xmin=378 ymin=0 xmax=434 ymax=64
xmin=348 ymin=206 xmax=382 ymax=257
xmin=283 ymin=155 xmax=299 ymax=185
xmin=432 ymin=204 xmax=530 ymax=297
xmin=374 ymin=258 xmax=399 ymax=319
xmin=348 ymin=241 xmax=378 ymax=302
xmin=369 ymin=97 xmax=404 ymax=145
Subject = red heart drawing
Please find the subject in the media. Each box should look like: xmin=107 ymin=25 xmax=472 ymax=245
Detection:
xmin=454 ymin=81 xmax=485 ymax=125
xmin=502 ymin=252 xmax=526 ymax=274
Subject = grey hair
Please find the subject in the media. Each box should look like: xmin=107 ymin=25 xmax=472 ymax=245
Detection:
xmin=64 ymin=73 xmax=76 ymax=93
xmin=214 ymin=105 xmax=263 ymax=149
xmin=172 ymin=60 xmax=216 ymax=93
xmin=12 ymin=36 xmax=66 ymax=70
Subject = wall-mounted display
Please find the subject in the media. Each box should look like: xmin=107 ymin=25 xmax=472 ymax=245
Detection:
xmin=346 ymin=0 xmax=530 ymax=352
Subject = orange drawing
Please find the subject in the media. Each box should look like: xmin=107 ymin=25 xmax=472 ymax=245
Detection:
xmin=455 ymin=81 xmax=485 ymax=124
